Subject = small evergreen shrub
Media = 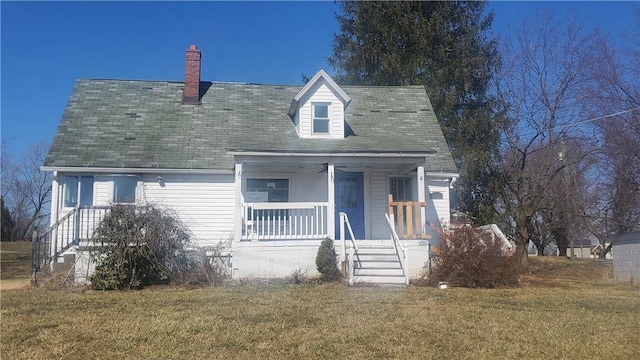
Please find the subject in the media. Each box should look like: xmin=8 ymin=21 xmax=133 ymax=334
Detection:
xmin=316 ymin=238 xmax=342 ymax=282
xmin=426 ymin=226 xmax=519 ymax=288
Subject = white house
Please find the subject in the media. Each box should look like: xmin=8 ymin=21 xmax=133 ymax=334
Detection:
xmin=40 ymin=45 xmax=458 ymax=285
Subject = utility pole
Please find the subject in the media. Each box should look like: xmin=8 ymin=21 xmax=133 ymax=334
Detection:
xmin=559 ymin=134 xmax=574 ymax=260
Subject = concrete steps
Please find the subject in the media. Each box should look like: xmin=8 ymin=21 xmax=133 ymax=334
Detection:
xmin=353 ymin=242 xmax=407 ymax=285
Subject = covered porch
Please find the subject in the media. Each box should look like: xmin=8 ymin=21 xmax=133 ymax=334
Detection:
xmin=232 ymin=153 xmax=436 ymax=243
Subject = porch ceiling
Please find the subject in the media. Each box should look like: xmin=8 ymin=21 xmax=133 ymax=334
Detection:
xmin=240 ymin=158 xmax=425 ymax=173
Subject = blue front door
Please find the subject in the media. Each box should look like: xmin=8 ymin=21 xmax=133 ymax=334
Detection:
xmin=335 ymin=171 xmax=365 ymax=239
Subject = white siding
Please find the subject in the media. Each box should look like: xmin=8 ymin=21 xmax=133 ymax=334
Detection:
xmin=142 ymin=174 xmax=235 ymax=246
xmin=426 ymin=178 xmax=451 ymax=228
xmin=94 ymin=176 xmax=111 ymax=206
xmin=298 ymin=80 xmax=345 ymax=138
xmin=370 ymin=171 xmax=391 ymax=239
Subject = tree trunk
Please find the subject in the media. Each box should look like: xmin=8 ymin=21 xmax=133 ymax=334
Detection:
xmin=558 ymin=247 xmax=567 ymax=257
xmin=537 ymin=247 xmax=545 ymax=256
xmin=514 ymin=240 xmax=529 ymax=271
xmin=598 ymin=242 xmax=613 ymax=259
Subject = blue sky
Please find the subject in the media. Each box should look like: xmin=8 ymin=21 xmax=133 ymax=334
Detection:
xmin=1 ymin=1 xmax=638 ymax=157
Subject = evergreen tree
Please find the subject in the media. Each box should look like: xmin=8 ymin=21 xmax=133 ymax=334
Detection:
xmin=329 ymin=1 xmax=503 ymax=223
xmin=1 ymin=197 xmax=17 ymax=241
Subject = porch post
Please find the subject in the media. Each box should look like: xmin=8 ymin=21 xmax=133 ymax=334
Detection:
xmin=327 ymin=162 xmax=335 ymax=239
xmin=50 ymin=171 xmax=59 ymax=227
xmin=234 ymin=160 xmax=243 ymax=243
xmin=417 ymin=165 xmax=426 ymax=234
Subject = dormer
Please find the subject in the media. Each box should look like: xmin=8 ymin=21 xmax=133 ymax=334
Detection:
xmin=288 ymin=69 xmax=351 ymax=139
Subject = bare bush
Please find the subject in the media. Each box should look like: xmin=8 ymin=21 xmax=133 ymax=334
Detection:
xmin=174 ymin=240 xmax=231 ymax=286
xmin=425 ymin=226 xmax=519 ymax=288
xmin=89 ymin=204 xmax=194 ymax=290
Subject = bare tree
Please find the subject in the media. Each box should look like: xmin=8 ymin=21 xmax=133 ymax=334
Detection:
xmin=1 ymin=142 xmax=52 ymax=241
xmin=495 ymin=9 xmax=599 ymax=269
xmin=580 ymin=14 xmax=640 ymax=255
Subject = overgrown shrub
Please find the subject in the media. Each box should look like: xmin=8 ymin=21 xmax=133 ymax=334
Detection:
xmin=316 ymin=237 xmax=342 ymax=282
xmin=90 ymin=204 xmax=194 ymax=290
xmin=176 ymin=241 xmax=231 ymax=286
xmin=425 ymin=226 xmax=519 ymax=288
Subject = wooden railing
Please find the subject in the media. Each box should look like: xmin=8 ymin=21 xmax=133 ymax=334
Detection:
xmin=388 ymin=194 xmax=430 ymax=239
xmin=241 ymin=202 xmax=329 ymax=241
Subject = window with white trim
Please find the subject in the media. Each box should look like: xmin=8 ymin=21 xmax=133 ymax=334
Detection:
xmin=390 ymin=177 xmax=414 ymax=201
xmin=63 ymin=176 xmax=94 ymax=207
xmin=312 ymin=103 xmax=330 ymax=134
xmin=113 ymin=176 xmax=138 ymax=204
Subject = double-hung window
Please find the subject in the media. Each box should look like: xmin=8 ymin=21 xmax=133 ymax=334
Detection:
xmin=113 ymin=176 xmax=138 ymax=204
xmin=63 ymin=176 xmax=94 ymax=208
xmin=312 ymin=103 xmax=330 ymax=134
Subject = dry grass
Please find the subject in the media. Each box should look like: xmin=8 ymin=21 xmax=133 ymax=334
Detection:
xmin=0 ymin=242 xmax=32 ymax=290
xmin=0 ymin=241 xmax=32 ymax=281
xmin=1 ymin=247 xmax=639 ymax=359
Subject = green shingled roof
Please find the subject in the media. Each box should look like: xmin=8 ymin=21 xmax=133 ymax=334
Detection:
xmin=45 ymin=79 xmax=457 ymax=172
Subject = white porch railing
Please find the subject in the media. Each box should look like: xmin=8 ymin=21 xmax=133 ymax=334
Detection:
xmin=241 ymin=202 xmax=329 ymax=241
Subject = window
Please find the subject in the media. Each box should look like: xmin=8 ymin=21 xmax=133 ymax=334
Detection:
xmin=336 ymin=176 xmax=359 ymax=208
xmin=246 ymin=179 xmax=289 ymax=202
xmin=390 ymin=177 xmax=413 ymax=201
xmin=312 ymin=103 xmax=330 ymax=134
xmin=245 ymin=179 xmax=289 ymax=221
xmin=113 ymin=176 xmax=138 ymax=203
xmin=63 ymin=176 xmax=94 ymax=207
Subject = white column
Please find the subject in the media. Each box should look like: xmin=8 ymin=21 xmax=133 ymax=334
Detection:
xmin=234 ymin=160 xmax=243 ymax=243
xmin=50 ymin=171 xmax=59 ymax=227
xmin=417 ymin=165 xmax=426 ymax=234
xmin=327 ymin=162 xmax=335 ymax=239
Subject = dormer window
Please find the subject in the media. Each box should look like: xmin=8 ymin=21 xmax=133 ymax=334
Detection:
xmin=313 ymin=103 xmax=330 ymax=134
xmin=288 ymin=70 xmax=351 ymax=139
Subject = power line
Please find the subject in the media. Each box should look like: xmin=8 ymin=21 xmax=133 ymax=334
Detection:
xmin=513 ymin=107 xmax=640 ymax=139
xmin=552 ymin=107 xmax=640 ymax=131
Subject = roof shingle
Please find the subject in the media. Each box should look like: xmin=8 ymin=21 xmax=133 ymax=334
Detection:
xmin=45 ymin=79 xmax=457 ymax=172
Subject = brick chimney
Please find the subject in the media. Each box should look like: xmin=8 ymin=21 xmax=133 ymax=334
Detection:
xmin=182 ymin=45 xmax=201 ymax=105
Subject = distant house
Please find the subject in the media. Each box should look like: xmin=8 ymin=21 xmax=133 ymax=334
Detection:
xmin=608 ymin=232 xmax=640 ymax=284
xmin=40 ymin=45 xmax=458 ymax=285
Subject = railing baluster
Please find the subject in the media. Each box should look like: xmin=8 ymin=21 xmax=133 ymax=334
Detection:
xmin=288 ymin=209 xmax=293 ymax=239
xmin=278 ymin=209 xmax=282 ymax=238
xmin=238 ymin=202 xmax=329 ymax=240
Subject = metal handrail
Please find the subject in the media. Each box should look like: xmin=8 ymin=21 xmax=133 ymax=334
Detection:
xmin=339 ymin=212 xmax=360 ymax=285
xmin=340 ymin=212 xmax=359 ymax=253
xmin=385 ymin=213 xmax=408 ymax=284
xmin=31 ymin=205 xmax=114 ymax=282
